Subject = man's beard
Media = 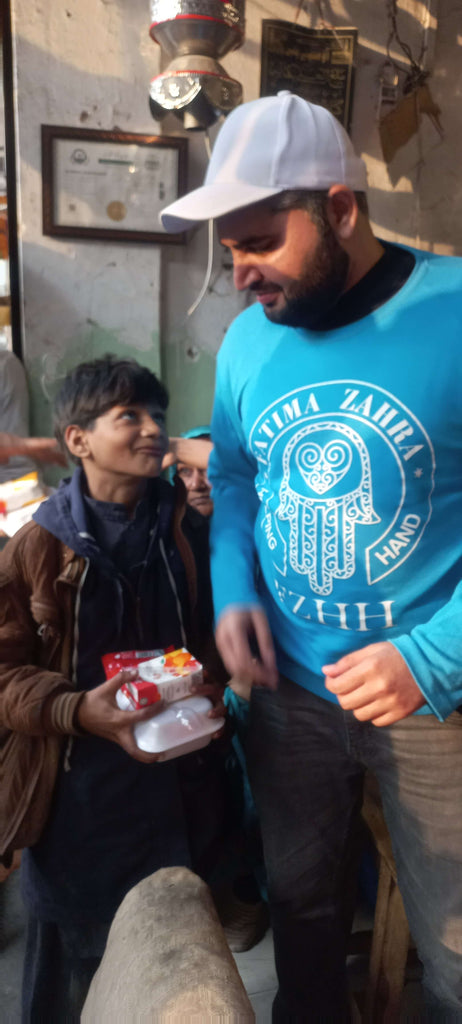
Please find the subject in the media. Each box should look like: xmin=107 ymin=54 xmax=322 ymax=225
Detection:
xmin=258 ymin=225 xmax=349 ymax=330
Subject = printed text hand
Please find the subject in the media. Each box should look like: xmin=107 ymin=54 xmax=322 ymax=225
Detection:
xmin=323 ymin=642 xmax=425 ymax=727
xmin=215 ymin=608 xmax=278 ymax=690
xmin=77 ymin=669 xmax=161 ymax=763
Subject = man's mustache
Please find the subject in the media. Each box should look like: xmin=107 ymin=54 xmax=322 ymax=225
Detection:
xmin=248 ymin=282 xmax=283 ymax=294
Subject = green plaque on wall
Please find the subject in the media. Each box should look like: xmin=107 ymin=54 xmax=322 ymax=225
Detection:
xmin=260 ymin=21 xmax=357 ymax=132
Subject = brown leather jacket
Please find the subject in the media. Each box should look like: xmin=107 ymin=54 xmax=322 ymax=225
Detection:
xmin=0 ymin=487 xmax=215 ymax=861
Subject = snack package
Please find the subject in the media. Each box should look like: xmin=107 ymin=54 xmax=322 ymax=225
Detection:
xmin=0 ymin=472 xmax=48 ymax=537
xmin=102 ymin=649 xmax=166 ymax=680
xmin=0 ymin=471 xmax=45 ymax=515
xmin=104 ymin=647 xmax=203 ymax=711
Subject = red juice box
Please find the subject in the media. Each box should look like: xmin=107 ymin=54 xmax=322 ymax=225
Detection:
xmin=119 ymin=678 xmax=161 ymax=710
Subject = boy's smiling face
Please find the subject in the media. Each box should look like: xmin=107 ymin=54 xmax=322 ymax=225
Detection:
xmin=65 ymin=401 xmax=168 ymax=503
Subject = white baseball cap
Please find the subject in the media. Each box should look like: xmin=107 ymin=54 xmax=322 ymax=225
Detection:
xmin=160 ymin=91 xmax=367 ymax=233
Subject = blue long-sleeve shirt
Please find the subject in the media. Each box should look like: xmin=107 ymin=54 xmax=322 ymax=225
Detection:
xmin=209 ymin=245 xmax=462 ymax=720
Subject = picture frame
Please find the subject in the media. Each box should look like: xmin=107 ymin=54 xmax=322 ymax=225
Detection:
xmin=41 ymin=125 xmax=188 ymax=245
xmin=260 ymin=21 xmax=357 ymax=133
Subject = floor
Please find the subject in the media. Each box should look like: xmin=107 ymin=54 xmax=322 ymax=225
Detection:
xmin=0 ymin=870 xmax=425 ymax=1023
xmin=234 ymin=927 xmax=277 ymax=1021
xmin=233 ymin=909 xmax=426 ymax=1022
xmin=0 ymin=872 xmax=279 ymax=1022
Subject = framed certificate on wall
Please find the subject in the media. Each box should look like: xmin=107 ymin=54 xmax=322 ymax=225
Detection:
xmin=42 ymin=125 xmax=188 ymax=245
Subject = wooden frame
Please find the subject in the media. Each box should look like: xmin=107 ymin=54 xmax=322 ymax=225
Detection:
xmin=1 ymin=0 xmax=23 ymax=356
xmin=41 ymin=125 xmax=188 ymax=245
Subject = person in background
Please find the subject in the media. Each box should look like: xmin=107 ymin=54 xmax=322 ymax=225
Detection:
xmin=168 ymin=425 xmax=269 ymax=953
xmin=0 ymin=348 xmax=65 ymax=478
xmin=0 ymin=348 xmax=34 ymax=482
xmin=0 ymin=355 xmax=227 ymax=1023
xmin=160 ymin=92 xmax=462 ymax=1020
xmin=175 ymin=426 xmax=214 ymax=518
xmin=163 ymin=433 xmax=212 ymax=478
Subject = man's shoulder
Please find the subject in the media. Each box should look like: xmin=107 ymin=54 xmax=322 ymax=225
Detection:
xmin=411 ymin=245 xmax=462 ymax=284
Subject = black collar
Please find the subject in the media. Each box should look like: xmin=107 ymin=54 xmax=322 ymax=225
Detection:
xmin=312 ymin=242 xmax=416 ymax=332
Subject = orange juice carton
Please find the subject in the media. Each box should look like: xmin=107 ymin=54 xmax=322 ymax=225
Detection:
xmin=136 ymin=648 xmax=203 ymax=704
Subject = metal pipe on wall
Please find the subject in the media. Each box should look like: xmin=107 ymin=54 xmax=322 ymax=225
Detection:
xmin=148 ymin=0 xmax=245 ymax=130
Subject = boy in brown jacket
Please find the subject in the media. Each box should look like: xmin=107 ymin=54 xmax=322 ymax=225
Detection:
xmin=0 ymin=355 xmax=225 ymax=1022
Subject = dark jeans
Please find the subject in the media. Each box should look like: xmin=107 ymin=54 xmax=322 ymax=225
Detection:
xmin=22 ymin=916 xmax=108 ymax=1024
xmin=247 ymin=677 xmax=462 ymax=1023
xmin=21 ymin=747 xmax=229 ymax=1023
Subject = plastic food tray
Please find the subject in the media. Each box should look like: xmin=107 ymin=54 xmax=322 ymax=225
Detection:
xmin=116 ymin=692 xmax=224 ymax=761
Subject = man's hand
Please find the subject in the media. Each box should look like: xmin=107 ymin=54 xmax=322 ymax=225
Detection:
xmin=161 ymin=437 xmax=212 ymax=473
xmin=323 ymin=642 xmax=425 ymax=727
xmin=191 ymin=670 xmax=226 ymax=739
xmin=0 ymin=433 xmax=67 ymax=466
xmin=76 ymin=669 xmax=161 ymax=763
xmin=215 ymin=607 xmax=278 ymax=690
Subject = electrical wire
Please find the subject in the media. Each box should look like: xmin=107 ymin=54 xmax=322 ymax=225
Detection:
xmin=187 ymin=130 xmax=214 ymax=318
xmin=187 ymin=218 xmax=214 ymax=317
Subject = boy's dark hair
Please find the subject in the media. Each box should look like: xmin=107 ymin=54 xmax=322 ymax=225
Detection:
xmin=54 ymin=354 xmax=169 ymax=464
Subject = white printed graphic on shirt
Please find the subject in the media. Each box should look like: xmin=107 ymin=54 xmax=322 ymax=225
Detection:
xmin=249 ymin=381 xmax=435 ymax=607
xmin=278 ymin=419 xmax=380 ymax=595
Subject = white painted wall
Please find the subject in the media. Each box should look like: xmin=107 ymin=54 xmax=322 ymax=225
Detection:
xmin=9 ymin=0 xmax=462 ymax=440
xmin=10 ymin=0 xmax=165 ymax=442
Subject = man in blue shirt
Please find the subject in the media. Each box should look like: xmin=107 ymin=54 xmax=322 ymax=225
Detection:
xmin=161 ymin=93 xmax=462 ymax=1020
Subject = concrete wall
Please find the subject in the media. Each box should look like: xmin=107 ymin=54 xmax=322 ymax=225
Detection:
xmin=10 ymin=0 xmax=163 ymax=463
xmin=9 ymin=0 xmax=462 ymax=445
xmin=162 ymin=0 xmax=462 ymax=432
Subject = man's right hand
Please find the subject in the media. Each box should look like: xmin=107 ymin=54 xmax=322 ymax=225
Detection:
xmin=215 ymin=607 xmax=278 ymax=690
xmin=76 ymin=669 xmax=161 ymax=763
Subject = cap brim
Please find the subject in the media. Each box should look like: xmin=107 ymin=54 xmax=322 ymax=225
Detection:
xmin=160 ymin=182 xmax=285 ymax=233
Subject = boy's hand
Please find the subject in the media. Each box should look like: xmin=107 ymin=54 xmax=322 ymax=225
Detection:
xmin=76 ymin=669 xmax=161 ymax=763
xmin=191 ymin=670 xmax=226 ymax=739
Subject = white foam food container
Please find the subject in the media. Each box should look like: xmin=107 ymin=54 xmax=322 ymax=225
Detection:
xmin=133 ymin=695 xmax=224 ymax=761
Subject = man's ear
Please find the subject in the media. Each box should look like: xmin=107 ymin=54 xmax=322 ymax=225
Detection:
xmin=64 ymin=424 xmax=92 ymax=461
xmin=326 ymin=185 xmax=358 ymax=241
